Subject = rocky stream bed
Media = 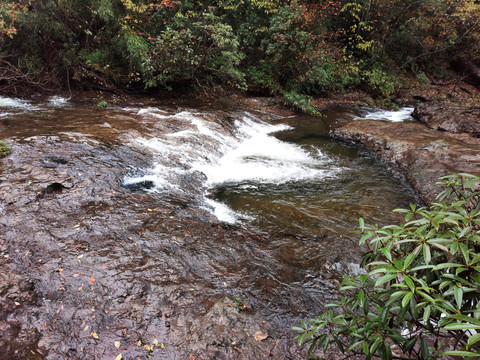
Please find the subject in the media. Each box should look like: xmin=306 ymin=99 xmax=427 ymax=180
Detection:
xmin=0 ymin=94 xmax=479 ymax=360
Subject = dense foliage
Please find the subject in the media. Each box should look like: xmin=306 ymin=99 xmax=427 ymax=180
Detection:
xmin=293 ymin=173 xmax=480 ymax=359
xmin=1 ymin=0 xmax=479 ymax=106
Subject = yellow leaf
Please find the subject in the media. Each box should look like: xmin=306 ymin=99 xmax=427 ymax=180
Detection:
xmin=91 ymin=332 xmax=99 ymax=339
xmin=115 ymin=354 xmax=122 ymax=360
xmin=114 ymin=341 xmax=120 ymax=348
xmin=153 ymin=338 xmax=159 ymax=346
xmin=160 ymin=342 xmax=165 ymax=349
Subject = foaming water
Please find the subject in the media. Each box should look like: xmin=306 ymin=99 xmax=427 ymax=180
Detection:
xmin=48 ymin=96 xmax=70 ymax=107
xmin=356 ymin=106 xmax=414 ymax=122
xmin=123 ymin=110 xmax=342 ymax=222
xmin=0 ymin=96 xmax=39 ymax=111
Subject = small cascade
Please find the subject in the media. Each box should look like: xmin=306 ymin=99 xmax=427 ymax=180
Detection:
xmin=355 ymin=106 xmax=414 ymax=122
xmin=122 ymin=109 xmax=342 ymax=223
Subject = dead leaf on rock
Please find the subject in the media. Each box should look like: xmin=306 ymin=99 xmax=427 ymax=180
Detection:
xmin=115 ymin=354 xmax=122 ymax=360
xmin=253 ymin=331 xmax=268 ymax=341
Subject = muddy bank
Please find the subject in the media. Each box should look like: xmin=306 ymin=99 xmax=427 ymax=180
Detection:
xmin=334 ymin=119 xmax=480 ymax=203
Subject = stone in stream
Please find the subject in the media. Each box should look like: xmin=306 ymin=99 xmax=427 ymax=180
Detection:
xmin=334 ymin=120 xmax=480 ymax=203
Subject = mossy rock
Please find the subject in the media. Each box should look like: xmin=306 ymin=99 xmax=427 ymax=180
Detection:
xmin=0 ymin=141 xmax=12 ymax=157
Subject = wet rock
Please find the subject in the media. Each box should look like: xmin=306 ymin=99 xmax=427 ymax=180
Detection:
xmin=121 ymin=180 xmax=155 ymax=193
xmin=0 ymin=117 xmax=317 ymax=360
xmin=412 ymin=94 xmax=429 ymax=102
xmin=412 ymin=104 xmax=480 ymax=137
xmin=334 ymin=121 xmax=480 ymax=202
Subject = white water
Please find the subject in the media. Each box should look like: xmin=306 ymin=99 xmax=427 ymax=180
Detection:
xmin=356 ymin=106 xmax=414 ymax=122
xmin=0 ymin=96 xmax=39 ymax=110
xmin=0 ymin=96 xmax=69 ymax=115
xmin=48 ymin=96 xmax=70 ymax=107
xmin=123 ymin=109 xmax=342 ymax=223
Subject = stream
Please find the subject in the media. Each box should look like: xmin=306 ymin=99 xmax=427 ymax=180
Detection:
xmin=0 ymin=94 xmax=418 ymax=359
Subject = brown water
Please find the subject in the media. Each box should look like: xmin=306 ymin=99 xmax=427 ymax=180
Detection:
xmin=0 ymin=94 xmax=418 ymax=359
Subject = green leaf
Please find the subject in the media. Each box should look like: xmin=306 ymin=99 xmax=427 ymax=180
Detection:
xmin=402 ymin=291 xmax=414 ymax=309
xmin=297 ymin=332 xmax=307 ymax=345
xmin=403 ymin=254 xmax=416 ymax=269
xmin=404 ymin=336 xmax=417 ymax=353
xmin=423 ymin=244 xmax=431 ymax=264
xmin=442 ymin=323 xmax=480 ymax=331
xmin=359 ymin=217 xmax=365 ymax=229
xmin=454 ymin=286 xmax=463 ymax=310
xmin=433 ymin=263 xmax=464 ymax=269
xmin=423 ymin=306 xmax=431 ymax=325
xmin=439 ymin=350 xmax=480 ymax=357
xmin=370 ymin=337 xmax=382 ymax=355
xmin=358 ymin=289 xmax=365 ymax=307
xmin=446 ymin=314 xmax=480 ymax=325
xmin=420 ymin=337 xmax=429 ymax=360
xmin=375 ymin=273 xmax=397 ymax=287
xmin=291 ymin=327 xmax=305 ymax=332
xmin=363 ymin=340 xmax=369 ymax=356
xmin=384 ymin=343 xmax=393 ymax=360
xmin=403 ymin=275 xmax=415 ymax=292
xmin=467 ymin=333 xmax=480 ymax=350
xmin=381 ymin=247 xmax=393 ymax=262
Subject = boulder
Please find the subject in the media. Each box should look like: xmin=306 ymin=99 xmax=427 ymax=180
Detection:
xmin=413 ymin=104 xmax=480 ymax=137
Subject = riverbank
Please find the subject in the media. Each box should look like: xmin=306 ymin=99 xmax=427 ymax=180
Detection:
xmin=329 ymin=82 xmax=480 ymax=203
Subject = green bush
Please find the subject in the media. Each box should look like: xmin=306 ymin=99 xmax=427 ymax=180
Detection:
xmin=294 ymin=173 xmax=480 ymax=359
xmin=0 ymin=141 xmax=12 ymax=157
xmin=139 ymin=11 xmax=245 ymax=90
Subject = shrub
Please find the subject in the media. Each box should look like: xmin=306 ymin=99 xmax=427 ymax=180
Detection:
xmin=294 ymin=173 xmax=480 ymax=359
xmin=0 ymin=141 xmax=12 ymax=157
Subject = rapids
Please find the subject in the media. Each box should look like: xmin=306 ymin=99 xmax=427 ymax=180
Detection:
xmin=0 ymin=94 xmax=418 ymax=359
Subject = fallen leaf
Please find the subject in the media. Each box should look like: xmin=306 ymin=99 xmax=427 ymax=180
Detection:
xmin=153 ymin=338 xmax=159 ymax=346
xmin=77 ymin=254 xmax=84 ymax=259
xmin=58 ymin=269 xmax=64 ymax=274
xmin=84 ymin=326 xmax=89 ymax=331
xmin=189 ymin=355 xmax=196 ymax=360
xmin=115 ymin=354 xmax=122 ymax=360
xmin=137 ymin=340 xmax=142 ymax=346
xmin=90 ymin=275 xmax=95 ymax=284
xmin=114 ymin=341 xmax=120 ymax=348
xmin=91 ymin=332 xmax=99 ymax=339
xmin=253 ymin=331 xmax=268 ymax=341
xmin=160 ymin=343 xmax=165 ymax=349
